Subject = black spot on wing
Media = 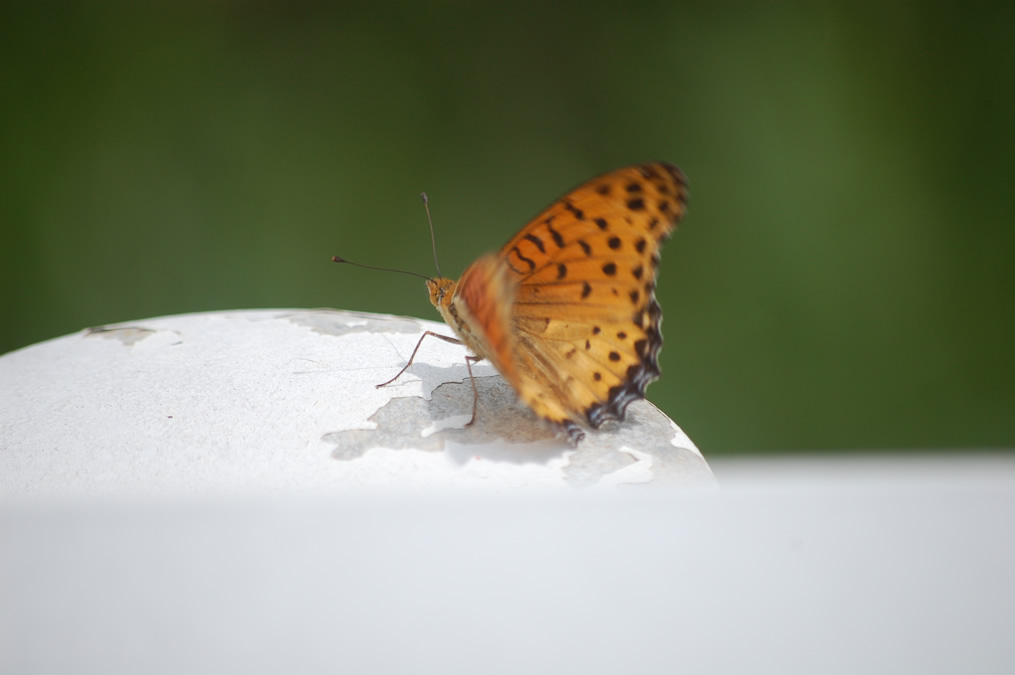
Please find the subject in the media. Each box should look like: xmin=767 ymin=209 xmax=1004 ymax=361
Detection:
xmin=564 ymin=201 xmax=585 ymax=220
xmin=547 ymin=223 xmax=565 ymax=248
xmin=523 ymin=233 xmax=545 ymax=254
xmin=511 ymin=246 xmax=536 ymax=271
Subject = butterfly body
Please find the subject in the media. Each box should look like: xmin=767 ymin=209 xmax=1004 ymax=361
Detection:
xmin=427 ymin=260 xmax=515 ymax=380
xmin=424 ymin=162 xmax=688 ymax=443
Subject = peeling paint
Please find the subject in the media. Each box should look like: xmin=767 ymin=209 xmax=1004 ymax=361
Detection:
xmin=322 ymin=376 xmax=714 ymax=488
xmin=324 ymin=376 xmax=563 ymax=459
xmin=280 ymin=309 xmax=424 ymax=338
xmin=84 ymin=325 xmax=160 ymax=346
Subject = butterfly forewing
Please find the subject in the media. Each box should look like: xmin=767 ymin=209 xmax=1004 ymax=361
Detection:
xmin=451 ymin=161 xmax=687 ymax=435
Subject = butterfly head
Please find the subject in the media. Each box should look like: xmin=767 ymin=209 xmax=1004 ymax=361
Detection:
xmin=426 ymin=277 xmax=457 ymax=311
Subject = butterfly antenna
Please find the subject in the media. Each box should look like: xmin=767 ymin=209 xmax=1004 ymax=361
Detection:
xmin=421 ymin=192 xmax=442 ymax=278
xmin=330 ymin=256 xmax=430 ymax=281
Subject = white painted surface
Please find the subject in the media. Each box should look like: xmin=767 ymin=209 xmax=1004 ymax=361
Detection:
xmin=1 ymin=455 xmax=1013 ymax=674
xmin=0 ymin=309 xmax=712 ymax=497
xmin=2 ymin=312 xmax=1013 ymax=673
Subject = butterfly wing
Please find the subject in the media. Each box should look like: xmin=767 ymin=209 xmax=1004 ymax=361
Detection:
xmin=498 ymin=162 xmax=688 ymax=432
xmin=449 ymin=162 xmax=687 ymax=439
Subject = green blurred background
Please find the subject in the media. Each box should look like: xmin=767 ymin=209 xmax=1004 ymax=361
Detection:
xmin=2 ymin=2 xmax=1013 ymax=454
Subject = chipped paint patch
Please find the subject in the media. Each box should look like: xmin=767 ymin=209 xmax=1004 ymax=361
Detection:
xmin=324 ymin=376 xmax=561 ymax=460
xmin=323 ymin=375 xmax=714 ymax=488
xmin=421 ymin=414 xmax=471 ymax=438
xmin=85 ymin=325 xmax=162 ymax=346
xmin=279 ymin=309 xmax=424 ymax=338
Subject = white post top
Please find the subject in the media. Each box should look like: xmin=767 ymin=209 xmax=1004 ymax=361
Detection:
xmin=0 ymin=309 xmax=712 ymax=497
xmin=3 ymin=311 xmax=1014 ymax=674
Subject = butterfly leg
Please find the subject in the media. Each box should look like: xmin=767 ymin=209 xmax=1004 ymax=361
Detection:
xmin=376 ymin=331 xmax=463 ymax=388
xmin=463 ymin=355 xmax=483 ymax=427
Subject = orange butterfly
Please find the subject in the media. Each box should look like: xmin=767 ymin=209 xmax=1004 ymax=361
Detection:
xmin=341 ymin=162 xmax=688 ymax=443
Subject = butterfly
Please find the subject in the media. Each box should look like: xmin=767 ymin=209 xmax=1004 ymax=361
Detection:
xmin=343 ymin=162 xmax=688 ymax=443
